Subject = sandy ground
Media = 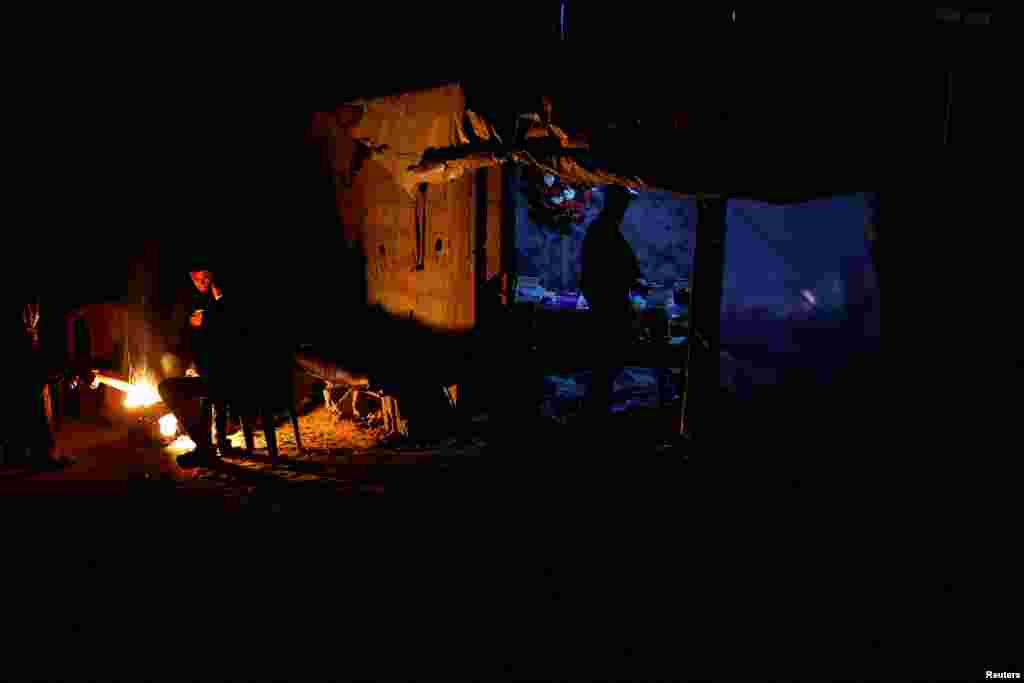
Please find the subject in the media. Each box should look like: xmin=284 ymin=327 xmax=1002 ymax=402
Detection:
xmin=1 ymin=373 xmax=691 ymax=505
xmin=0 ymin=402 xmax=489 ymax=502
xmin=218 ymin=402 xmax=488 ymax=462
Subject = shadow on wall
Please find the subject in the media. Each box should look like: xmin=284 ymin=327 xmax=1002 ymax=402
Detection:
xmin=153 ymin=130 xmax=370 ymax=356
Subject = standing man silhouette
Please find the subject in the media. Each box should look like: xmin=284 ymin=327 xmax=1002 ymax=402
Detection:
xmin=580 ymin=185 xmax=644 ymax=425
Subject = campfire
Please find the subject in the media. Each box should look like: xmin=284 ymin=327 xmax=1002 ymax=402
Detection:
xmin=158 ymin=413 xmax=178 ymax=438
xmin=122 ymin=381 xmax=162 ymax=410
xmin=91 ymin=371 xmax=196 ymax=449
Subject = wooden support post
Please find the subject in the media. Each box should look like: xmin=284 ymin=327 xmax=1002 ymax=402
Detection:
xmin=491 ymin=163 xmax=538 ymax=436
xmin=560 ymin=234 xmax=570 ymax=291
xmin=474 ymin=168 xmax=489 ymax=298
xmin=502 ymin=164 xmax=520 ymax=307
xmin=681 ymin=197 xmax=728 ymax=440
xmin=866 ymin=192 xmax=880 ymax=289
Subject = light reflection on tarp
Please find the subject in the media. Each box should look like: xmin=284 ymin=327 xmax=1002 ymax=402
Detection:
xmin=720 ymin=193 xmax=880 ymax=397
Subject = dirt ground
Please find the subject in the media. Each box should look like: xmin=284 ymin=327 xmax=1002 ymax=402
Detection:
xmin=1 ymin=384 xmax=690 ymax=507
xmin=0 ymin=400 xmax=491 ymax=501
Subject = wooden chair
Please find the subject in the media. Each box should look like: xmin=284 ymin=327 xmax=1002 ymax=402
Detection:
xmin=235 ymin=402 xmax=303 ymax=463
xmin=214 ymin=358 xmax=304 ymax=463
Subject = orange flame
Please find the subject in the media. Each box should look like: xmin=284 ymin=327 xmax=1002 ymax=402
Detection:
xmin=158 ymin=413 xmax=178 ymax=437
xmin=169 ymin=435 xmax=196 ymax=450
xmin=123 ymin=379 xmax=162 ymax=408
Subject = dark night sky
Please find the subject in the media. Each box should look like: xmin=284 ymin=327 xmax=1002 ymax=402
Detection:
xmin=8 ymin=5 xmax=926 ymax=315
xmin=13 ymin=102 xmax=318 ymax=310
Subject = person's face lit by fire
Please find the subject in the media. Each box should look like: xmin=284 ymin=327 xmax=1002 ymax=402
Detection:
xmin=189 ymin=270 xmax=215 ymax=329
xmin=190 ymin=270 xmax=213 ymax=295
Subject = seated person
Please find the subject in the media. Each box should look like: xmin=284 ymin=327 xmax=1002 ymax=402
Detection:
xmin=159 ymin=265 xmax=250 ymax=467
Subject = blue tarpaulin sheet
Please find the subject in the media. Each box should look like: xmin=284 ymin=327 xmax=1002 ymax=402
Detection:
xmin=720 ymin=193 xmax=880 ymax=399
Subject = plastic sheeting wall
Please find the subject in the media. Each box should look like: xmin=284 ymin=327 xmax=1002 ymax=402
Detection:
xmin=719 ymin=193 xmax=880 ymax=397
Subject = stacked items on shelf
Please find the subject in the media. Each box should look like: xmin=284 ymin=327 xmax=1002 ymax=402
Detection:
xmin=514 ymin=276 xmax=588 ymax=311
xmin=515 ymin=277 xmax=692 ymax=326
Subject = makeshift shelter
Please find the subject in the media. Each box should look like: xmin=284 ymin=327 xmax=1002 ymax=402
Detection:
xmin=26 ymin=66 xmax=882 ymax=443
xmin=306 ymin=77 xmax=880 ymax=438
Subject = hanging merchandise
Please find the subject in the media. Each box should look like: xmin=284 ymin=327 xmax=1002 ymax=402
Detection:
xmin=525 ymin=168 xmax=594 ymax=234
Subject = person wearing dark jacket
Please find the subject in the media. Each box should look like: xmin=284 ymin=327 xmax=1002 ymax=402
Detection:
xmin=159 ymin=266 xmax=250 ymax=467
xmin=580 ymin=185 xmax=644 ymax=423
xmin=3 ymin=300 xmax=66 ymax=468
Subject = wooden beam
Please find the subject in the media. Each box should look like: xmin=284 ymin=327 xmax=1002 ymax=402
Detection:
xmin=474 ymin=168 xmax=489 ymax=302
xmin=867 ymin=193 xmax=880 ymax=289
xmin=502 ymin=164 xmax=521 ymax=308
xmin=681 ymin=197 xmax=728 ymax=440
